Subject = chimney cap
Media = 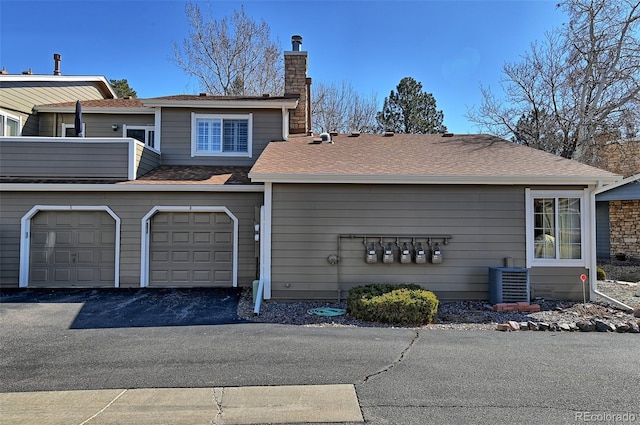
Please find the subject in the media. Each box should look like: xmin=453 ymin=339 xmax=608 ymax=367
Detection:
xmin=291 ymin=35 xmax=303 ymax=51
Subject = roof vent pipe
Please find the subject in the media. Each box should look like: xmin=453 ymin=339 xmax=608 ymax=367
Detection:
xmin=53 ymin=53 xmax=61 ymax=75
xmin=291 ymin=35 xmax=303 ymax=51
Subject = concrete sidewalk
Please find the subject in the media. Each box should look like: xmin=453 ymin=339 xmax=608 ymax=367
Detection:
xmin=0 ymin=384 xmax=364 ymax=425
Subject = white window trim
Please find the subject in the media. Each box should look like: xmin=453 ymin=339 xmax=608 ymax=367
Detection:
xmin=0 ymin=110 xmax=22 ymax=136
xmin=525 ymin=189 xmax=587 ymax=267
xmin=139 ymin=206 xmax=239 ymax=288
xmin=190 ymin=112 xmax=252 ymax=158
xmin=19 ymin=205 xmax=121 ymax=288
xmin=61 ymin=122 xmax=85 ymax=137
xmin=122 ymin=124 xmax=158 ymax=152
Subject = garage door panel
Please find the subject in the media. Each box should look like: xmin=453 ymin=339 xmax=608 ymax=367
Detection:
xmin=76 ymin=269 xmax=94 ymax=281
xmin=77 ymin=230 xmax=96 ymax=245
xmin=172 ymin=251 xmax=190 ymax=262
xmin=193 ymin=232 xmax=211 ymax=243
xmin=193 ymin=251 xmax=211 ymax=262
xmin=149 ymin=211 xmax=234 ymax=288
xmin=29 ymin=210 xmax=116 ymax=288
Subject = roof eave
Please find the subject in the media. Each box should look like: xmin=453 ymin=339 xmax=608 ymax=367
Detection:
xmin=141 ymin=99 xmax=299 ymax=109
xmin=0 ymin=75 xmax=117 ymax=99
xmin=0 ymin=183 xmax=265 ymax=192
xmin=593 ymin=172 xmax=640 ymax=194
xmin=34 ymin=106 xmax=154 ymax=114
xmin=248 ymin=173 xmax=622 ymax=186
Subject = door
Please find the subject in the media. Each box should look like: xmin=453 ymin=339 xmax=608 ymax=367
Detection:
xmin=148 ymin=212 xmax=233 ymax=287
xmin=29 ymin=210 xmax=116 ymax=287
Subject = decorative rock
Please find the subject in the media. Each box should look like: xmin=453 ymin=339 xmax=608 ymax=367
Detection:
xmin=527 ymin=321 xmax=539 ymax=331
xmin=496 ymin=323 xmax=511 ymax=332
xmin=538 ymin=322 xmax=550 ymax=331
xmin=507 ymin=320 xmax=520 ymax=331
xmin=628 ymin=322 xmax=640 ymax=333
xmin=519 ymin=322 xmax=529 ymax=330
xmin=616 ymin=323 xmax=630 ymax=333
xmin=634 ymin=308 xmax=640 ymax=318
xmin=595 ymin=320 xmax=615 ymax=332
xmin=569 ymin=323 xmax=579 ymax=332
xmin=577 ymin=321 xmax=596 ymax=332
xmin=550 ymin=322 xmax=560 ymax=331
xmin=559 ymin=323 xmax=572 ymax=332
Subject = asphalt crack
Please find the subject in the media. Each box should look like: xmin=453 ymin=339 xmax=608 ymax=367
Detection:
xmin=78 ymin=389 xmax=127 ymax=425
xmin=361 ymin=330 xmax=419 ymax=384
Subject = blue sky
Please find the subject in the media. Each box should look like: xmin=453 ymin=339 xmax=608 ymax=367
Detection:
xmin=0 ymin=0 xmax=566 ymax=133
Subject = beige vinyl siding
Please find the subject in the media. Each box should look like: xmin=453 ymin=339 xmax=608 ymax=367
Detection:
xmin=160 ymin=108 xmax=283 ymax=166
xmin=1 ymin=81 xmax=111 ymax=135
xmin=270 ymin=183 xmax=590 ymax=301
xmin=0 ymin=140 xmax=130 ymax=179
xmin=37 ymin=112 xmax=155 ymax=137
xmin=0 ymin=191 xmax=262 ymax=288
xmin=0 ymin=81 xmax=108 ymax=112
xmin=135 ymin=143 xmax=161 ymax=178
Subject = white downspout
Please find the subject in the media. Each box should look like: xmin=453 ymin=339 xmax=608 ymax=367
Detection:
xmin=254 ymin=205 xmax=266 ymax=315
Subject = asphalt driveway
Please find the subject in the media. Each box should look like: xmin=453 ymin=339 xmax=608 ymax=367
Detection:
xmin=0 ymin=288 xmax=247 ymax=328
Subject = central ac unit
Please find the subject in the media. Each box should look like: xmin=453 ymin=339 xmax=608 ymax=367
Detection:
xmin=488 ymin=267 xmax=530 ymax=304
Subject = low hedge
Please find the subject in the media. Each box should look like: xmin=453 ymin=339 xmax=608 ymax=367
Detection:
xmin=347 ymin=284 xmax=439 ymax=326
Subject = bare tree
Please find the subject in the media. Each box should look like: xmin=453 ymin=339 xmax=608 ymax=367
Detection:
xmin=173 ymin=2 xmax=284 ymax=96
xmin=467 ymin=0 xmax=640 ymax=164
xmin=311 ymin=80 xmax=378 ymax=133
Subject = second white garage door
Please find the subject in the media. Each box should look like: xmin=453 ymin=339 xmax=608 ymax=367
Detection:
xmin=149 ymin=211 xmax=234 ymax=287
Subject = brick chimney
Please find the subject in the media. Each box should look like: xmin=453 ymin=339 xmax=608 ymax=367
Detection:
xmin=284 ymin=35 xmax=311 ymax=135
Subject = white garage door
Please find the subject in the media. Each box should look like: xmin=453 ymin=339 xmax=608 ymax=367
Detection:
xmin=29 ymin=210 xmax=116 ymax=287
xmin=148 ymin=212 xmax=234 ymax=287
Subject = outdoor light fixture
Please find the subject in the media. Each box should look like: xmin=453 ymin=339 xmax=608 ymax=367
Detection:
xmin=111 ymin=124 xmax=118 ymax=131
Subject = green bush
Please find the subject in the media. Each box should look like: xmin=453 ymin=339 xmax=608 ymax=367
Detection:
xmin=596 ymin=266 xmax=606 ymax=281
xmin=347 ymin=284 xmax=439 ymax=326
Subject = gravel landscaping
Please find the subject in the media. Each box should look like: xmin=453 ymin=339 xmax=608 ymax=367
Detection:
xmin=238 ymin=262 xmax=640 ymax=332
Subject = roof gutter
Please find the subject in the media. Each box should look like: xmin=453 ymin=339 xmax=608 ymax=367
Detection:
xmin=0 ymin=183 xmax=265 ymax=192
xmin=247 ymin=173 xmax=622 ymax=186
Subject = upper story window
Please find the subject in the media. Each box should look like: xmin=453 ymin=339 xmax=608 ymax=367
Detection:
xmin=191 ymin=113 xmax=252 ymax=157
xmin=61 ymin=122 xmax=85 ymax=137
xmin=526 ymin=190 xmax=585 ymax=267
xmin=124 ymin=125 xmax=155 ymax=149
xmin=1 ymin=111 xmax=21 ymax=136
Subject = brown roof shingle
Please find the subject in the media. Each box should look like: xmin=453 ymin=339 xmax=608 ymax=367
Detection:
xmin=249 ymin=133 xmax=620 ymax=183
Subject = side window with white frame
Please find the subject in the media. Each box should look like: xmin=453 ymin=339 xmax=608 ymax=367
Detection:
xmin=526 ymin=190 xmax=585 ymax=266
xmin=0 ymin=110 xmax=21 ymax=136
xmin=191 ymin=113 xmax=252 ymax=157
xmin=123 ymin=125 xmax=156 ymax=149
xmin=61 ymin=122 xmax=85 ymax=137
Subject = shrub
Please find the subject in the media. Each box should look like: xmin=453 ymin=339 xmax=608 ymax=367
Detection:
xmin=347 ymin=284 xmax=439 ymax=326
xmin=596 ymin=266 xmax=606 ymax=281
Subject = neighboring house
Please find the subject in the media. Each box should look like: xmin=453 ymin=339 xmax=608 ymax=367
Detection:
xmin=595 ymin=173 xmax=640 ymax=260
xmin=0 ymin=54 xmax=116 ymax=136
xmin=594 ymin=139 xmax=640 ymax=261
xmin=0 ymin=37 xmax=622 ymax=304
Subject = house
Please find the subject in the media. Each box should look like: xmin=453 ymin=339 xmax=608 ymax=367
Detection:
xmin=594 ymin=139 xmax=640 ymax=261
xmin=595 ymin=173 xmax=640 ymax=261
xmin=0 ymin=36 xmax=622 ymax=306
xmin=0 ymin=54 xmax=116 ymax=136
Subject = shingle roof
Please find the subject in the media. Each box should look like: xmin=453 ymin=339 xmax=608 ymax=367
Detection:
xmin=249 ymin=133 xmax=621 ymax=184
xmin=127 ymin=165 xmax=255 ymax=185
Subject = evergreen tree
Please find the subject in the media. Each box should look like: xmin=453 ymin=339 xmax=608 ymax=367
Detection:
xmin=109 ymin=79 xmax=137 ymax=98
xmin=376 ymin=77 xmax=447 ymax=134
